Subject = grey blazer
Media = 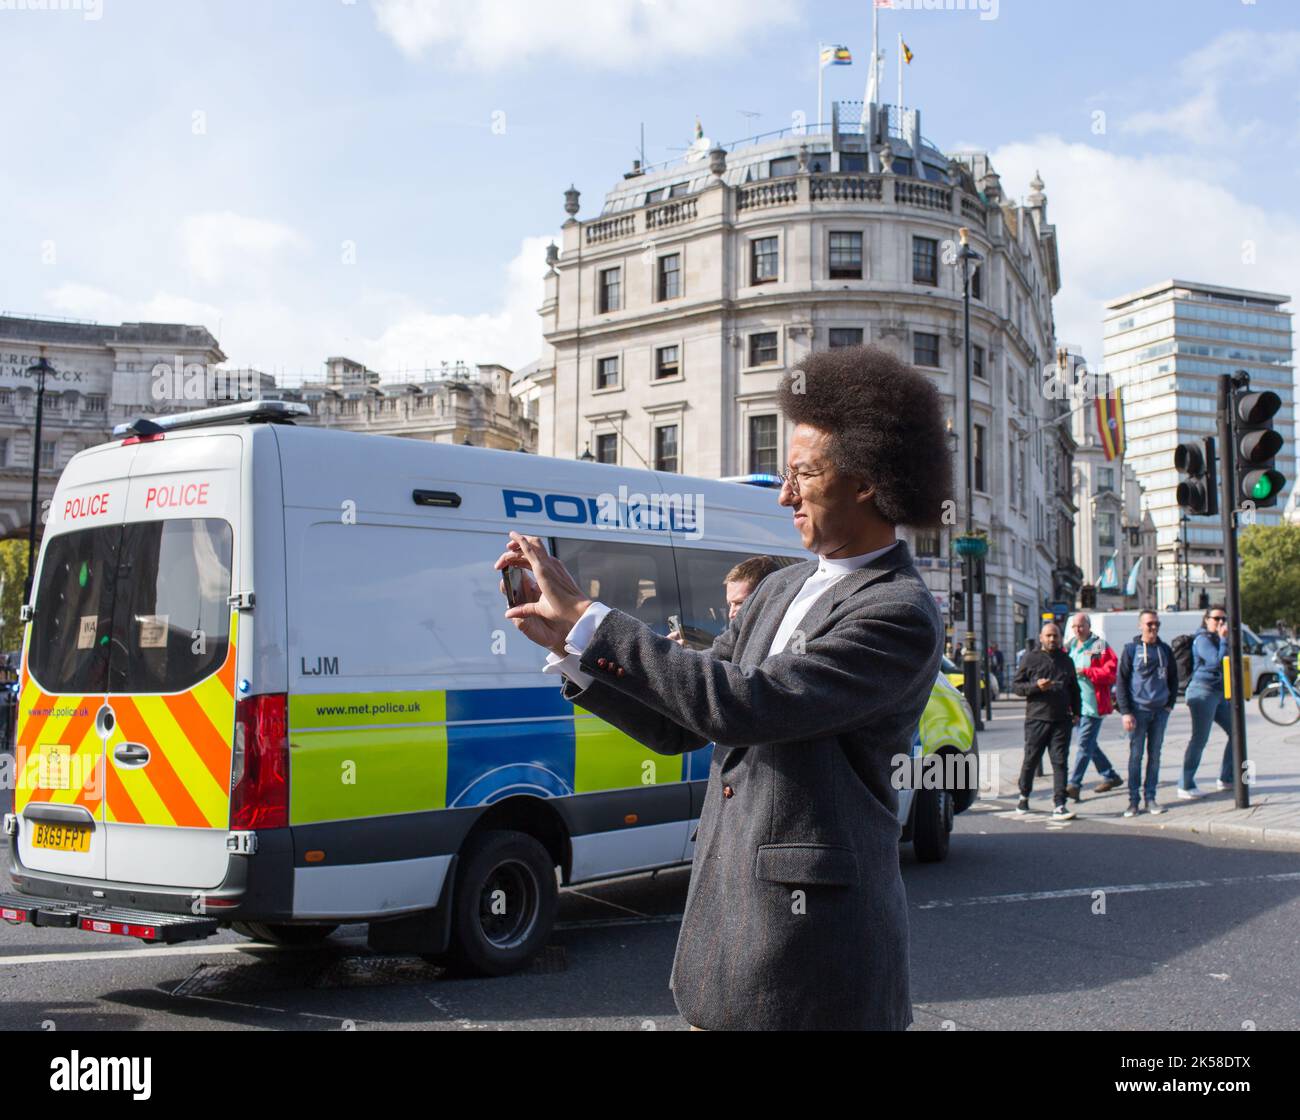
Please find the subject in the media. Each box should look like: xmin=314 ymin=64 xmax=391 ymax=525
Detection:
xmin=558 ymin=540 xmax=942 ymax=1030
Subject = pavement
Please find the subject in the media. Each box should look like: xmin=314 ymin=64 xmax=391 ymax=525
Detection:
xmin=973 ymin=695 xmax=1300 ymax=850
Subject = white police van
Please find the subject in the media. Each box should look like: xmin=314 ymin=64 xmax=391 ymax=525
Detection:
xmin=1 ymin=402 xmax=975 ymax=973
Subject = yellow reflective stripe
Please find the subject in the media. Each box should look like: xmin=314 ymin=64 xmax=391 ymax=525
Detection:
xmin=572 ymin=710 xmax=685 ymax=792
xmin=129 ymin=695 xmax=228 ymax=826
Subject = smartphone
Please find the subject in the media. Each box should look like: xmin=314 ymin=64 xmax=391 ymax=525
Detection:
xmin=501 ymin=565 xmax=524 ymax=608
xmin=668 ymin=614 xmax=682 ymax=635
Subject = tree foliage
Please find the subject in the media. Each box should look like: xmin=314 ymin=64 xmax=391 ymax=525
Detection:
xmin=1238 ymin=523 xmax=1300 ymax=633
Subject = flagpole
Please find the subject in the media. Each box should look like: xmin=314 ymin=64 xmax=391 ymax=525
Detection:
xmin=817 ymin=43 xmax=824 ymax=129
xmin=897 ymin=32 xmax=903 ymax=109
xmin=867 ymin=0 xmax=879 ymax=107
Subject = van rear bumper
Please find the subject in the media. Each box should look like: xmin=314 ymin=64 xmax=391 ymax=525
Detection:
xmin=5 ymin=827 xmax=296 ymax=921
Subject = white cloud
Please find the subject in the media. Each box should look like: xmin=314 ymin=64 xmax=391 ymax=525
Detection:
xmin=990 ymin=137 xmax=1299 ymax=371
xmin=371 ymin=0 xmax=797 ymax=69
xmin=179 ymin=211 xmax=306 ymax=286
xmin=1119 ymin=85 xmax=1227 ymax=146
xmin=355 ymin=234 xmax=553 ymax=375
xmin=44 ymin=283 xmax=223 ymax=330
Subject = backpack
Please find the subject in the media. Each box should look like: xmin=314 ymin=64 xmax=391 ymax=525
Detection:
xmin=1171 ymin=633 xmax=1195 ymax=690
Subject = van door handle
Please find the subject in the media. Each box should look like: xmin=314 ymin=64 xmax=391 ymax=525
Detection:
xmin=113 ymin=742 xmax=150 ymax=768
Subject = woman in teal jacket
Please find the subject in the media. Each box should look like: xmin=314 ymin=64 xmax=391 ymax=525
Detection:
xmin=1179 ymin=605 xmax=1235 ymax=797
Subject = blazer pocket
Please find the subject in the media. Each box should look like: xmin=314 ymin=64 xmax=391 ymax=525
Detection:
xmin=754 ymin=843 xmax=859 ymax=887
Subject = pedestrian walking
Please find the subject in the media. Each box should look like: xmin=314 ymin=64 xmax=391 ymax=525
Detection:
xmin=1115 ymin=609 xmax=1180 ymax=816
xmin=1012 ymin=621 xmax=1082 ymax=819
xmin=988 ymin=642 xmax=1005 ymax=693
xmin=1178 ymin=605 xmax=1236 ymax=798
xmin=1064 ymin=613 xmax=1122 ymax=800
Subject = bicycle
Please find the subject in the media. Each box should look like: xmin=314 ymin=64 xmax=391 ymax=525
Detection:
xmin=1257 ymin=644 xmax=1300 ymax=726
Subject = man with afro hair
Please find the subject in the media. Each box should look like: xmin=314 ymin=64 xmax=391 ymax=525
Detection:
xmin=498 ymin=343 xmax=952 ymax=1030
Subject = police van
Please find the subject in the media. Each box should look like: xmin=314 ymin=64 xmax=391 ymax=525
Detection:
xmin=1 ymin=402 xmax=976 ymax=974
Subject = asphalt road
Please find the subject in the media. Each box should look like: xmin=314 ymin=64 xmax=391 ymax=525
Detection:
xmin=2 ymin=788 xmax=1298 ymax=1030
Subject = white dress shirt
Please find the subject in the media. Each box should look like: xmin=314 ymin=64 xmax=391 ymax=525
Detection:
xmin=541 ymin=540 xmax=899 ymax=689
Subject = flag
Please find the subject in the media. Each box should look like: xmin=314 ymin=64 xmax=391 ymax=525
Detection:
xmin=1098 ymin=554 xmax=1119 ymax=591
xmin=1125 ymin=557 xmax=1143 ymax=598
xmin=902 ymin=40 xmax=913 ymax=64
xmin=820 ymin=44 xmax=853 ymax=67
xmin=1096 ymin=389 xmax=1126 ymax=460
xmin=694 ymin=117 xmax=703 ymax=141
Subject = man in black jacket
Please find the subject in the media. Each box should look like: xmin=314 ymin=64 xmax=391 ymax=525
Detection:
xmin=1012 ymin=620 xmax=1082 ymax=819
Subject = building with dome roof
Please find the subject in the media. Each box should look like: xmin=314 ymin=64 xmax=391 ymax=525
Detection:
xmin=533 ymin=99 xmax=1079 ymax=652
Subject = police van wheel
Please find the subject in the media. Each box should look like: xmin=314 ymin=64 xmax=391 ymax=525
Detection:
xmin=231 ymin=921 xmax=339 ymax=945
xmin=912 ymin=789 xmax=953 ymax=863
xmin=443 ymin=829 xmax=557 ymax=977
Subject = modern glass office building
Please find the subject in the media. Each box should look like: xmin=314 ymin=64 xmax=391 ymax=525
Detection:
xmin=1103 ymin=280 xmax=1294 ymax=608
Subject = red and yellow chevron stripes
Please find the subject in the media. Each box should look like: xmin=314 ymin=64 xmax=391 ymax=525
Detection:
xmin=1096 ymin=390 xmax=1126 ymax=461
xmin=15 ymin=617 xmax=238 ymax=830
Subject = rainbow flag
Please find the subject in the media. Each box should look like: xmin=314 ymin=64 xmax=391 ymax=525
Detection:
xmin=1096 ymin=390 xmax=1126 ymax=460
xmin=820 ymin=44 xmax=853 ymax=66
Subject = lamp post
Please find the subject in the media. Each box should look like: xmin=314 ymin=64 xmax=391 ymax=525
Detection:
xmin=955 ymin=227 xmax=984 ymax=729
xmin=23 ymin=353 xmax=53 ymax=600
xmin=945 ymin=419 xmax=958 ymax=654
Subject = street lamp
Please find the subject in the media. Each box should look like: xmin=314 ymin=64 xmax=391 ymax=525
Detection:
xmin=945 ymin=418 xmax=959 ymax=653
xmin=23 ymin=354 xmax=53 ymax=600
xmin=954 ymin=227 xmax=984 ymax=729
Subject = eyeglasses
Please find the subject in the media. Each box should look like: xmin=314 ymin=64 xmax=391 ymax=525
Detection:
xmin=779 ymin=465 xmax=827 ymax=496
xmin=1143 ymin=620 xmax=1161 ymax=628
xmin=1209 ymin=615 xmax=1227 ymax=622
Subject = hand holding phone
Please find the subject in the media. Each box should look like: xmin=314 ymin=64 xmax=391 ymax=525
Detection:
xmin=501 ymin=565 xmax=525 ymax=608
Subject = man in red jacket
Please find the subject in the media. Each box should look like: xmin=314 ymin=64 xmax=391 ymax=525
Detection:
xmin=1065 ymin=612 xmax=1123 ymax=800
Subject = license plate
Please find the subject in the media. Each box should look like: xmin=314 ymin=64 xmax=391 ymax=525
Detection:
xmin=31 ymin=822 xmax=91 ymax=853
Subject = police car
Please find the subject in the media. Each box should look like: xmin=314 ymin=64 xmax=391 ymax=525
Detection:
xmin=1 ymin=402 xmax=976 ymax=973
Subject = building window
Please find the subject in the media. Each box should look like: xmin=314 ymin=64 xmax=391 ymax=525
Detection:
xmin=748 ymin=415 xmax=779 ymax=475
xmin=0 ymin=438 xmax=7 ymax=466
xmin=1098 ymin=511 xmax=1116 ymax=549
xmin=596 ymin=433 xmax=618 ymax=464
xmin=751 ymin=236 xmax=779 ymax=284
xmin=749 ymin=331 xmax=779 ymax=366
xmin=914 ymin=531 xmax=941 ymax=558
xmin=655 ymin=345 xmax=680 ymax=380
xmin=770 ymin=156 xmax=799 ymax=177
xmin=0 ymin=389 xmax=11 ymax=406
xmin=654 ymin=424 xmax=679 ymax=472
xmin=596 ymin=355 xmax=619 ymax=390
xmin=657 ymin=254 xmax=681 ymax=301
xmin=828 ymin=327 xmax=863 ymax=349
xmin=972 ymin=344 xmax=986 ymax=380
xmin=971 ymin=265 xmax=982 ymax=301
xmin=599 ymin=267 xmax=621 ymax=313
xmin=1098 ymin=466 xmax=1114 ymax=492
xmin=40 ymin=440 xmax=57 ymax=470
xmin=84 ymin=393 xmax=106 ymax=413
xmin=912 ymin=236 xmax=938 ymax=285
xmin=974 ymin=424 xmax=986 ymax=492
xmin=828 ymin=231 xmax=863 ymax=279
xmin=913 ymin=332 xmax=940 ymax=368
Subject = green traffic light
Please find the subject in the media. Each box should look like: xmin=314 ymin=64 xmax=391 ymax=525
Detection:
xmin=1251 ymin=476 xmax=1274 ymax=500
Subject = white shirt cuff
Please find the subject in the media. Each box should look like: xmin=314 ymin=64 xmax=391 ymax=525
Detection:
xmin=543 ymin=650 xmax=594 ymax=690
xmin=565 ymin=601 xmax=612 ymax=654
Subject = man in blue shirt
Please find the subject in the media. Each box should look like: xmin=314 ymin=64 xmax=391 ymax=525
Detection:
xmin=1115 ymin=610 xmax=1180 ymax=816
xmin=1178 ymin=605 xmax=1235 ymax=798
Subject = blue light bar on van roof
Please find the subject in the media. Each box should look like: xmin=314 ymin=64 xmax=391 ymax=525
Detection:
xmin=112 ymin=400 xmax=311 ymax=438
xmin=718 ymin=473 xmax=784 ymax=489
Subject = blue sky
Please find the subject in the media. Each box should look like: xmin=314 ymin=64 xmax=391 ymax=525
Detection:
xmin=1 ymin=0 xmax=1296 ymax=382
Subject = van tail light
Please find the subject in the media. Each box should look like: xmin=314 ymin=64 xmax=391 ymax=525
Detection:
xmin=230 ymin=693 xmax=289 ymax=830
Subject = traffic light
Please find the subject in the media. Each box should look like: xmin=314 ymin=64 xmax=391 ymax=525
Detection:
xmin=1232 ymin=388 xmax=1285 ymax=508
xmin=1080 ymin=584 xmax=1097 ymax=609
xmin=951 ymin=591 xmax=964 ymax=617
xmin=1174 ymin=436 xmax=1218 ymax=516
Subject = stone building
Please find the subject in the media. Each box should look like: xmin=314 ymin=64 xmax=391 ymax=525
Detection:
xmin=533 ymin=100 xmax=1076 ymax=652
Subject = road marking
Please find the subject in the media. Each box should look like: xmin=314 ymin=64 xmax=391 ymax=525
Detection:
xmin=0 ymin=935 xmax=367 ymax=968
xmin=562 ymin=888 xmax=651 ymax=919
xmin=917 ymin=870 xmax=1300 ymax=909
xmin=556 ymin=913 xmax=683 ymax=930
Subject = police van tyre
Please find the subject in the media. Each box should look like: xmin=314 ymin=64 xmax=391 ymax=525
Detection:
xmin=912 ymin=788 xmax=953 ymax=863
xmin=231 ymin=921 xmax=339 ymax=945
xmin=436 ymin=829 xmax=557 ymax=977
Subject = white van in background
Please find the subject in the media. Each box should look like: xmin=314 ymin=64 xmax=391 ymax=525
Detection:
xmin=1086 ymin=610 xmax=1269 ymax=694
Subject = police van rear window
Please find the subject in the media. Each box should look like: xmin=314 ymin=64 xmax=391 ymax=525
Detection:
xmin=29 ymin=519 xmax=232 ymax=695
